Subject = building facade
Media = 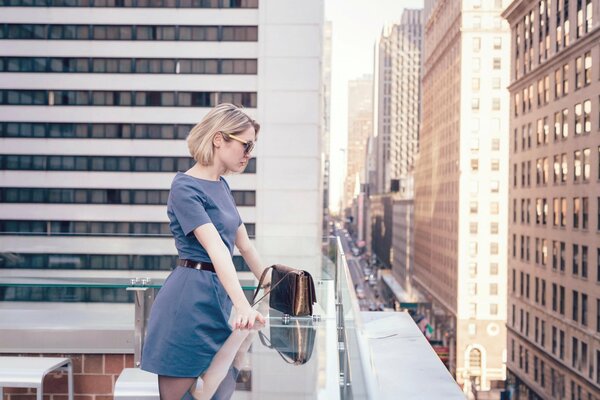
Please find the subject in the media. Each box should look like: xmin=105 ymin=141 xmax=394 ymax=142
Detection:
xmin=414 ymin=0 xmax=510 ymax=394
xmin=322 ymin=20 xmax=332 ymax=224
xmin=344 ymin=75 xmax=372 ymax=210
xmin=0 ymin=1 xmax=324 ymax=287
xmin=392 ymin=190 xmax=414 ymax=286
xmin=503 ymin=0 xmax=599 ymax=398
xmin=373 ymin=10 xmax=423 ymax=195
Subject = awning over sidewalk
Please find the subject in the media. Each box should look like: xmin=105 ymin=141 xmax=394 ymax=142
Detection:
xmin=380 ymin=271 xmax=430 ymax=309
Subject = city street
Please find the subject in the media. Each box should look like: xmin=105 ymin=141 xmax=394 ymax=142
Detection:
xmin=335 ymin=227 xmax=380 ymax=310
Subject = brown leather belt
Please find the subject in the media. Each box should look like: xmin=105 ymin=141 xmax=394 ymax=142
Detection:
xmin=177 ymin=259 xmax=215 ymax=273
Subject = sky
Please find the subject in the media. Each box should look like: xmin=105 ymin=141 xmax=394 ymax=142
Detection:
xmin=324 ymin=0 xmax=424 ymax=212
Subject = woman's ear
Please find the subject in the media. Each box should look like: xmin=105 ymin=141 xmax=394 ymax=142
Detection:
xmin=213 ymin=132 xmax=223 ymax=148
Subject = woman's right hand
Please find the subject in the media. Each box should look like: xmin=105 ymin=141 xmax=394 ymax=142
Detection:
xmin=233 ymin=304 xmax=265 ymax=329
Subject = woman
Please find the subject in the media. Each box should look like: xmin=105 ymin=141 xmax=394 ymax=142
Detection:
xmin=141 ymin=103 xmax=267 ymax=399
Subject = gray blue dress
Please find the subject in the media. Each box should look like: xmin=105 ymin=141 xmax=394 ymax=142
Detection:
xmin=140 ymin=172 xmax=242 ymax=377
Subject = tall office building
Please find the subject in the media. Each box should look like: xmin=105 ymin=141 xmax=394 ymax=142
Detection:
xmin=373 ymin=25 xmax=393 ymax=195
xmin=503 ymin=1 xmax=599 ymax=398
xmin=0 ymin=1 xmax=324 ymax=285
xmin=389 ymin=9 xmax=422 ymax=195
xmin=343 ymin=75 xmax=372 ymax=210
xmin=414 ymin=0 xmax=510 ymax=394
xmin=373 ymin=10 xmax=422 ymax=195
xmin=322 ymin=21 xmax=332 ymax=221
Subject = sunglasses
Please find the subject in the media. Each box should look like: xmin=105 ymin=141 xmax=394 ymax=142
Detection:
xmin=221 ymin=131 xmax=255 ymax=155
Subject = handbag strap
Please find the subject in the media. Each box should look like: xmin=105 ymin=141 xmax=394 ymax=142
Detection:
xmin=251 ymin=266 xmax=273 ymax=307
xmin=251 ymin=266 xmax=296 ymax=307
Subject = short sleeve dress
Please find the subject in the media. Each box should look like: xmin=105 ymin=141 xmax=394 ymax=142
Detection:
xmin=140 ymin=172 xmax=243 ymax=378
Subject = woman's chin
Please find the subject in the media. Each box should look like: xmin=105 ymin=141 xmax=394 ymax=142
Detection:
xmin=235 ymin=163 xmax=247 ymax=172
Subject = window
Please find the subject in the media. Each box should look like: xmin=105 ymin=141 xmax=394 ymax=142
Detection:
xmin=572 ymin=337 xmax=579 ymax=368
xmin=490 ymin=304 xmax=498 ymax=315
xmin=581 ymin=293 xmax=587 ymax=326
xmin=555 ymin=68 xmax=562 ymax=97
xmin=562 ymin=64 xmax=569 ymax=95
xmin=584 ymin=51 xmax=591 ymax=85
xmin=582 ymin=197 xmax=589 ymax=229
xmin=493 ymin=77 xmax=501 ymax=90
xmin=573 ymin=198 xmax=581 ymax=228
xmin=560 ymin=108 xmax=569 ymax=139
xmin=574 ymin=150 xmax=582 ymax=181
xmin=492 ymin=97 xmax=501 ymax=110
xmin=559 ymin=330 xmax=565 ymax=359
xmin=473 ymin=37 xmax=481 ymax=51
xmin=493 ymin=58 xmax=501 ymax=70
xmin=583 ymin=99 xmax=591 ymax=134
xmin=561 ymin=154 xmax=568 ymax=183
xmin=575 ymin=103 xmax=583 ymax=135
xmin=470 ymin=222 xmax=478 ymax=234
xmin=493 ymin=36 xmax=501 ymax=49
xmin=575 ymin=56 xmax=583 ymax=89
xmin=559 ymin=285 xmax=565 ymax=315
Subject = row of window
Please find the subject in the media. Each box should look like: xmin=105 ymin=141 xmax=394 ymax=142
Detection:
xmin=510 ymin=335 xmax=600 ymax=393
xmin=0 ymin=24 xmax=258 ymax=41
xmin=512 ymin=146 xmax=598 ymax=188
xmin=0 ymin=253 xmax=177 ymax=270
xmin=0 ymin=252 xmax=250 ymax=271
xmin=0 ymin=122 xmax=194 ymax=139
xmin=512 ymin=236 xmax=598 ymax=281
xmin=513 ymin=0 xmax=593 ymax=78
xmin=0 ymin=188 xmax=257 ymax=206
xmin=511 ymin=196 xmax=600 ymax=232
xmin=0 ymin=220 xmax=256 ymax=237
xmin=512 ymin=282 xmax=598 ymax=337
xmin=0 ymin=90 xmax=257 ymax=107
xmin=0 ymin=57 xmax=258 ymax=74
xmin=0 ymin=155 xmax=256 ymax=174
xmin=512 ymin=273 xmax=597 ymax=329
xmin=0 ymin=0 xmax=257 ymax=7
xmin=0 ymin=220 xmax=170 ymax=236
xmin=514 ymin=98 xmax=593 ymax=139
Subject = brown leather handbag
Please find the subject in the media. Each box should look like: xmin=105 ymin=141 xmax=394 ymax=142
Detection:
xmin=251 ymin=264 xmax=317 ymax=317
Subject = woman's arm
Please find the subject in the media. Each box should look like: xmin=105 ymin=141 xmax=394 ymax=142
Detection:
xmin=193 ymin=223 xmax=265 ymax=328
xmin=235 ymin=223 xmax=270 ymax=285
xmin=192 ymin=329 xmax=252 ymax=400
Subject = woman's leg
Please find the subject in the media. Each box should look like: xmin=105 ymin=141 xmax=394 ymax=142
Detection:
xmin=158 ymin=376 xmax=197 ymax=400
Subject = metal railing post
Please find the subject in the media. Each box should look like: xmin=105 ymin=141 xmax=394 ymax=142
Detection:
xmin=127 ymin=278 xmax=155 ymax=367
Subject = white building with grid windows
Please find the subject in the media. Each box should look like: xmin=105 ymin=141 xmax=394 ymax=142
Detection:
xmin=0 ymin=0 xmax=324 ymax=288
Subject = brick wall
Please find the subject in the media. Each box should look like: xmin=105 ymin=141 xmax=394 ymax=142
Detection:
xmin=1 ymin=353 xmax=134 ymax=400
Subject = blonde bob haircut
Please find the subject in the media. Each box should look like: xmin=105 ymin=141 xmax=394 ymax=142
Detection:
xmin=187 ymin=103 xmax=260 ymax=166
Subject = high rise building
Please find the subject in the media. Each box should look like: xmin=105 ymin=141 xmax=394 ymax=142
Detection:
xmin=373 ymin=10 xmax=422 ymax=195
xmin=322 ymin=21 xmax=332 ymax=222
xmin=0 ymin=1 xmax=324 ymax=285
xmin=414 ymin=0 xmax=510 ymax=394
xmin=344 ymin=75 xmax=372 ymax=210
xmin=503 ymin=0 xmax=599 ymax=398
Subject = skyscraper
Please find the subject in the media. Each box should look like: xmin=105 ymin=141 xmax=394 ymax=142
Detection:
xmin=322 ymin=21 xmax=332 ymax=221
xmin=503 ymin=0 xmax=599 ymax=398
xmin=344 ymin=75 xmax=372 ymax=210
xmin=373 ymin=10 xmax=422 ymax=195
xmin=0 ymin=1 xmax=324 ymax=285
xmin=414 ymin=0 xmax=510 ymax=394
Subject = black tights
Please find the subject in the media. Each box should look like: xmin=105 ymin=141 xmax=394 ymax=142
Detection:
xmin=158 ymin=376 xmax=197 ymax=400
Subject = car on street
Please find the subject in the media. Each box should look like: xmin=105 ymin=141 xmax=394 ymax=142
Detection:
xmin=355 ymin=285 xmax=366 ymax=299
